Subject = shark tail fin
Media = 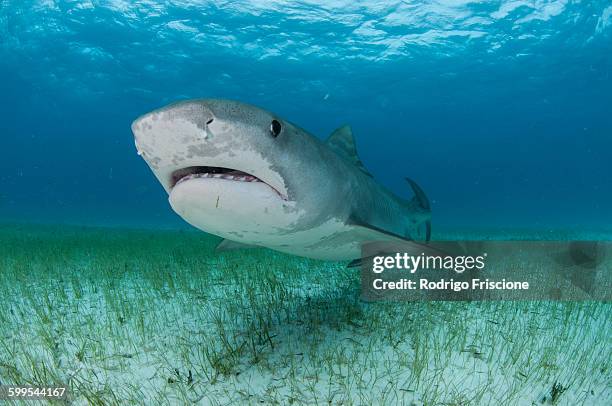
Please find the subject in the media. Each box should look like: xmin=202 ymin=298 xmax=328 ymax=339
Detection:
xmin=405 ymin=177 xmax=431 ymax=242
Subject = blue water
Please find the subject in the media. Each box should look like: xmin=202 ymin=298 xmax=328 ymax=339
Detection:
xmin=1 ymin=0 xmax=611 ymax=231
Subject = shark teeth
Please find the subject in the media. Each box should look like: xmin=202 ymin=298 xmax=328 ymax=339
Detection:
xmin=176 ymin=172 xmax=261 ymax=187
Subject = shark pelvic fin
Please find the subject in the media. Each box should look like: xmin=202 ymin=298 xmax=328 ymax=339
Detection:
xmin=326 ymin=125 xmax=372 ymax=177
xmin=405 ymin=177 xmax=431 ymax=242
xmin=215 ymin=239 xmax=259 ymax=252
xmin=347 ymin=214 xmax=448 ymax=260
xmin=348 ymin=214 xmax=412 ymax=242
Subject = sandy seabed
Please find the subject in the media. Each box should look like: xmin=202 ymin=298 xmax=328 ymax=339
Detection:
xmin=0 ymin=225 xmax=610 ymax=405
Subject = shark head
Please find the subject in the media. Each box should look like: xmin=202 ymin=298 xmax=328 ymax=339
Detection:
xmin=131 ymin=99 xmax=344 ymax=245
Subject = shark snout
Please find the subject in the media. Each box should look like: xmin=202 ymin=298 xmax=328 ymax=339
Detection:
xmin=131 ymin=101 xmax=217 ymax=154
xmin=132 ymin=99 xmax=291 ymax=199
xmin=131 ymin=101 xmax=220 ymax=193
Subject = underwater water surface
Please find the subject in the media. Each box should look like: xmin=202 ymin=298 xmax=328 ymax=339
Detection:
xmin=0 ymin=1 xmax=611 ymax=405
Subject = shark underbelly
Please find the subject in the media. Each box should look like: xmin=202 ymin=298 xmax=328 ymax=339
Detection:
xmin=263 ymin=221 xmax=366 ymax=261
xmin=168 ymin=178 xmax=361 ymax=260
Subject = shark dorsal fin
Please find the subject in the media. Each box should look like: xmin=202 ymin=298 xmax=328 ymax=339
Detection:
xmin=326 ymin=125 xmax=372 ymax=177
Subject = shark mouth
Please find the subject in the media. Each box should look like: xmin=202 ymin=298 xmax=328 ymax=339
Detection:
xmin=171 ymin=166 xmax=287 ymax=200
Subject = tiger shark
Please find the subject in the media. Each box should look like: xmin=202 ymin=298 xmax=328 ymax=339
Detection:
xmin=131 ymin=99 xmax=431 ymax=262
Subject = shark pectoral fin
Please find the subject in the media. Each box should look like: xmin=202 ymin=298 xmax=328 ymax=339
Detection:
xmin=347 ymin=254 xmax=387 ymax=268
xmin=405 ymin=177 xmax=431 ymax=242
xmin=215 ymin=239 xmax=259 ymax=252
xmin=326 ymin=125 xmax=373 ymax=177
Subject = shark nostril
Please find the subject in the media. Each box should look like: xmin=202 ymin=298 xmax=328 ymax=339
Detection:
xmin=206 ymin=118 xmax=214 ymax=125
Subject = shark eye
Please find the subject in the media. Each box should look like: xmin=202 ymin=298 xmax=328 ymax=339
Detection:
xmin=270 ymin=120 xmax=282 ymax=137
